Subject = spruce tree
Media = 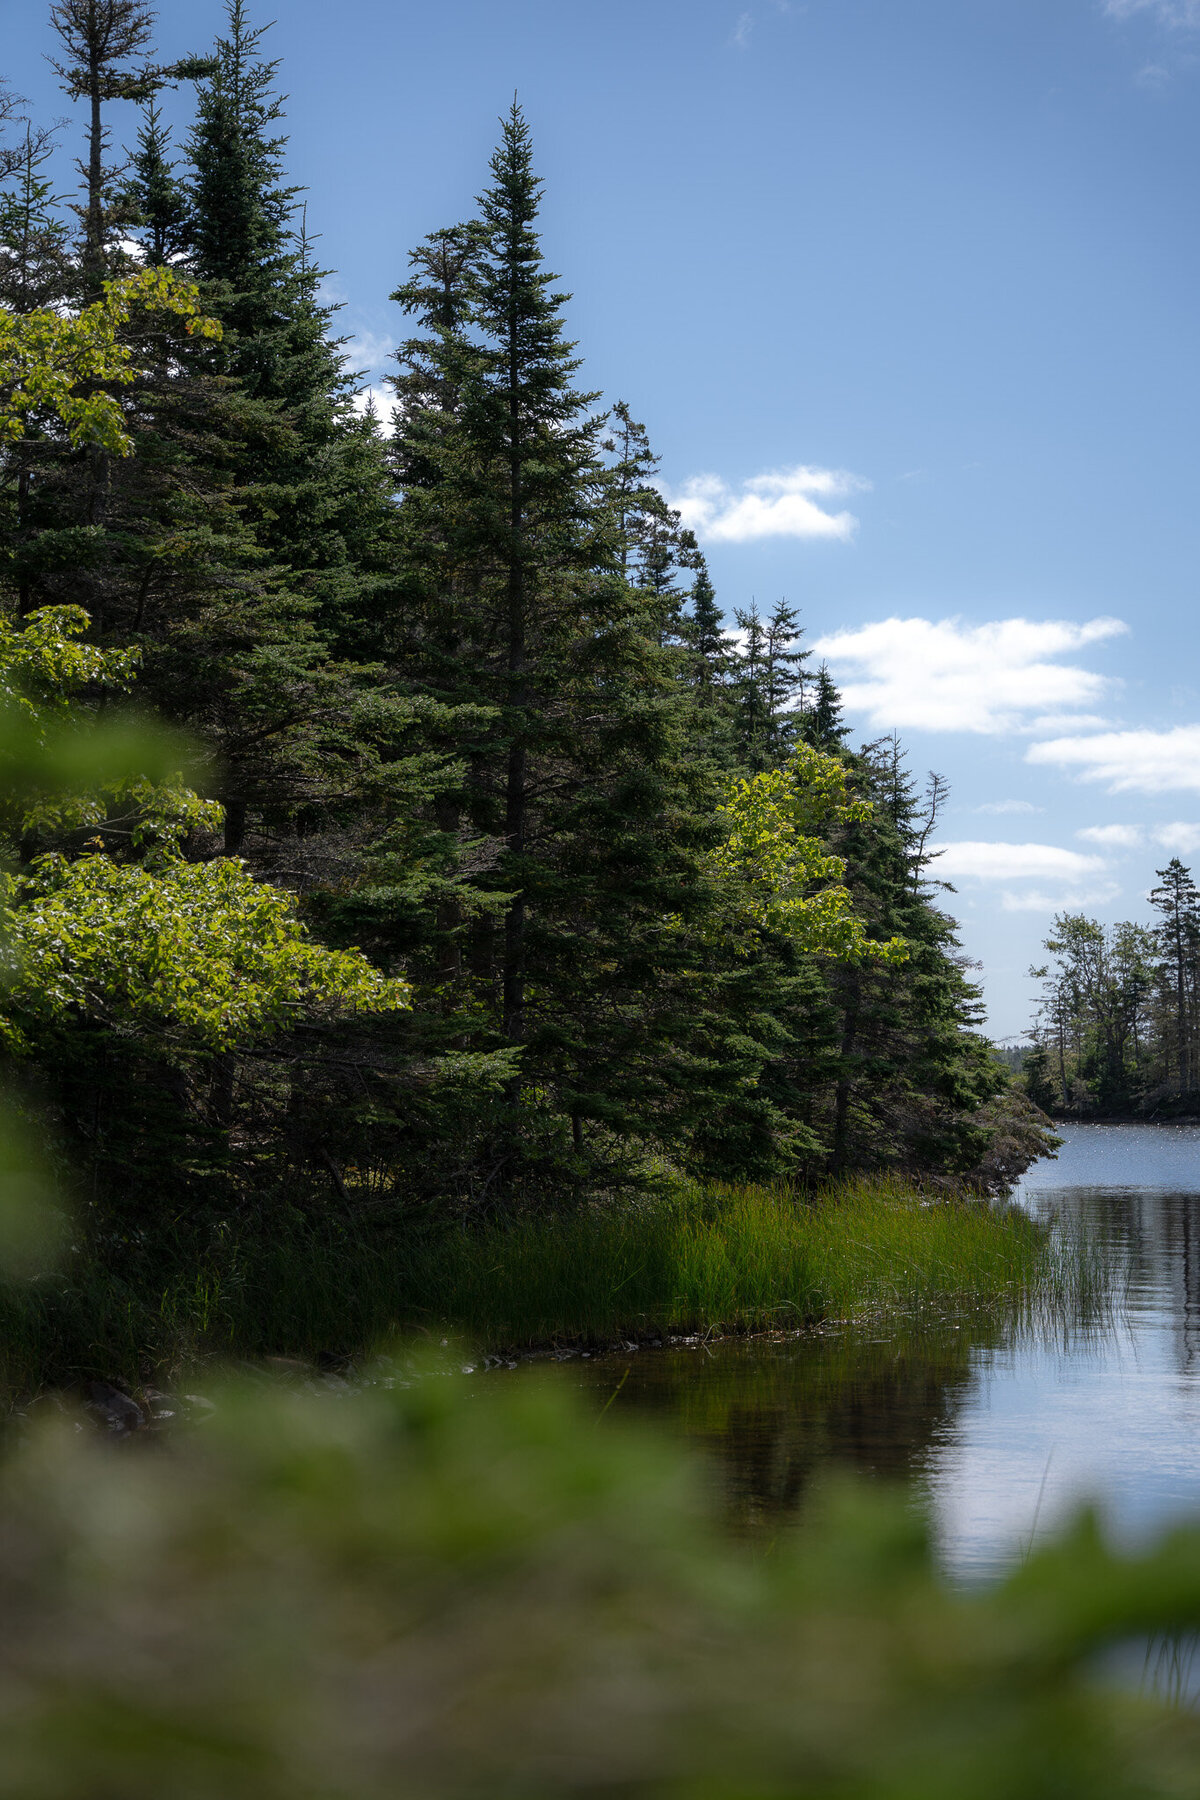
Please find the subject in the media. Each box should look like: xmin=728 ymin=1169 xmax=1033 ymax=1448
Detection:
xmin=168 ymin=0 xmax=402 ymax=854
xmin=0 ymin=128 xmax=72 ymax=313
xmin=1150 ymin=859 xmax=1200 ymax=1095
xmin=0 ymin=126 xmax=74 ymax=620
xmin=48 ymin=0 xmax=156 ymax=287
xmin=804 ymin=662 xmax=848 ymax=749
xmin=682 ymin=548 xmax=730 ymax=696
xmin=731 ymin=600 xmax=807 ymax=771
xmin=381 ymin=103 xmax=730 ymax=1187
xmin=120 ymin=100 xmax=189 ymax=265
xmin=47 ymin=1 xmax=204 ymax=290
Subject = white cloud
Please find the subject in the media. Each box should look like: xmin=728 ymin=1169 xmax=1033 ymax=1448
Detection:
xmin=1105 ymin=1 xmax=1200 ymax=25
xmin=669 ymin=466 xmax=867 ymax=544
xmin=344 ymin=330 xmax=394 ymax=373
xmin=1153 ymin=821 xmax=1200 ymax=855
xmin=934 ymin=841 xmax=1108 ymax=883
xmin=732 ymin=10 xmax=753 ymax=46
xmin=1026 ymin=712 xmax=1114 ymax=734
xmin=1027 ymin=724 xmax=1200 ymax=793
xmin=1076 ymin=823 xmax=1144 ymax=849
xmin=975 ymin=799 xmax=1043 ymax=816
xmin=1000 ymin=883 xmax=1121 ymax=914
xmin=935 ymin=839 xmax=1116 ymax=916
xmin=811 ymin=615 xmax=1127 ymax=735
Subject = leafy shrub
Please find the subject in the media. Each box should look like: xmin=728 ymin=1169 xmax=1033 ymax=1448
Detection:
xmin=1 ymin=1362 xmax=1199 ymax=1798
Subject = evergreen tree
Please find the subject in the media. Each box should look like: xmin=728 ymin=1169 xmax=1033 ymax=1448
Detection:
xmin=1029 ymin=913 xmax=1156 ymax=1114
xmin=0 ymin=127 xmax=73 ymax=313
xmin=762 ymin=601 xmax=808 ymax=736
xmin=0 ymin=126 xmax=74 ymax=619
xmin=377 ymin=103 xmax=745 ymax=1188
xmin=120 ymin=99 xmax=189 ymax=265
xmin=167 ymin=1 xmax=403 ymax=854
xmin=48 ymin=0 xmax=155 ymax=286
xmin=730 ymin=600 xmax=807 ymax=772
xmin=804 ymin=662 xmax=848 ymax=750
xmin=0 ymin=79 xmax=41 ymax=182
xmin=815 ymin=739 xmax=1002 ymax=1176
xmin=682 ymin=545 xmax=730 ymax=697
xmin=48 ymin=1 xmax=203 ymax=290
xmin=1150 ymin=858 xmax=1200 ymax=1095
xmin=732 ymin=605 xmax=772 ymax=771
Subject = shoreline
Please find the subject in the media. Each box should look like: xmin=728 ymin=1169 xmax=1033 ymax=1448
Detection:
xmin=2 ymin=1177 xmax=1069 ymax=1403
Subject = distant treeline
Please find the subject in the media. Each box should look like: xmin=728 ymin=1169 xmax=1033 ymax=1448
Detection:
xmin=0 ymin=0 xmax=1047 ymax=1272
xmin=1026 ymin=859 xmax=1200 ymax=1116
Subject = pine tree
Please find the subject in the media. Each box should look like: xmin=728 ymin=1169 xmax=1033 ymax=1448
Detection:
xmin=1150 ymin=858 xmax=1200 ymax=1096
xmin=48 ymin=0 xmax=155 ymax=286
xmin=682 ymin=545 xmax=730 ymax=697
xmin=0 ymin=79 xmax=41 ymax=182
xmin=731 ymin=600 xmax=807 ymax=771
xmin=380 ymin=103 xmax=731 ymax=1187
xmin=120 ymin=100 xmax=189 ymax=265
xmin=0 ymin=127 xmax=73 ymax=313
xmin=47 ymin=1 xmax=204 ymax=290
xmin=815 ymin=739 xmax=1002 ymax=1177
xmin=732 ymin=605 xmax=772 ymax=771
xmin=804 ymin=662 xmax=848 ymax=750
xmin=171 ymin=0 xmax=402 ymax=854
xmin=0 ymin=127 xmax=76 ymax=622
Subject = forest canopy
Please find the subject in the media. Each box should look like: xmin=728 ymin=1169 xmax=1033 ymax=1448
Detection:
xmin=0 ymin=0 xmax=1047 ymax=1259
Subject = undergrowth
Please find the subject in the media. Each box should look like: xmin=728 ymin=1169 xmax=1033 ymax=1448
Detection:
xmin=0 ymin=1177 xmax=1101 ymax=1394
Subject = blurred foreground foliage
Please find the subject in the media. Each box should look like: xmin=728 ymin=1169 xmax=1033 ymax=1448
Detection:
xmin=1 ymin=1363 xmax=1200 ymax=1799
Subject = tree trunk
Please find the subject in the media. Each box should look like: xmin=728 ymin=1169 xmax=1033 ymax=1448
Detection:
xmin=830 ymin=983 xmax=860 ymax=1175
xmin=501 ymin=328 xmax=526 ymax=1075
xmin=224 ymin=798 xmax=247 ymax=855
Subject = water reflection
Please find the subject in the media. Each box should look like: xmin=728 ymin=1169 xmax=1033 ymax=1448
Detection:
xmin=566 ymin=1126 xmax=1200 ymax=1580
xmin=570 ymin=1325 xmax=989 ymax=1535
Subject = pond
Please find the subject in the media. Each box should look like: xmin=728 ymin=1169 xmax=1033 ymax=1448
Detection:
xmin=559 ymin=1125 xmax=1200 ymax=1581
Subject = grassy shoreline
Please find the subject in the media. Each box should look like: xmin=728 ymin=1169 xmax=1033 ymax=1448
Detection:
xmin=389 ymin=1177 xmax=1068 ymax=1351
xmin=1 ymin=1177 xmax=1090 ymax=1394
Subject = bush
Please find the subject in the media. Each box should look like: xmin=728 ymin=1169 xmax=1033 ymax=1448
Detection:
xmin=1 ymin=1360 xmax=1199 ymax=1798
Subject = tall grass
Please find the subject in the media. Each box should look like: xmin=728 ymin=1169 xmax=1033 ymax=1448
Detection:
xmin=0 ymin=1176 xmax=1101 ymax=1392
xmin=395 ymin=1177 xmax=1094 ymax=1349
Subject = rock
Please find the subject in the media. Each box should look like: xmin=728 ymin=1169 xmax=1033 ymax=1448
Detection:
xmin=85 ymin=1382 xmax=144 ymax=1435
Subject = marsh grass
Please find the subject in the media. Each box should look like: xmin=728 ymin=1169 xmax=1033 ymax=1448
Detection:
xmin=393 ymin=1177 xmax=1099 ymax=1349
xmin=0 ymin=1175 xmax=1101 ymax=1393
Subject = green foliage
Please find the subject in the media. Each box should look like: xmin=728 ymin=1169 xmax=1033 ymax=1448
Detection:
xmin=0 ymin=125 xmax=72 ymax=315
xmin=392 ymin=1178 xmax=1075 ymax=1349
xmin=0 ymin=267 xmax=220 ymax=453
xmin=711 ymin=744 xmax=908 ymax=957
xmin=1 ymin=1363 xmax=1199 ymax=1797
xmin=1028 ymin=885 xmax=1193 ymax=1115
xmin=4 ymin=853 xmax=407 ymax=1053
xmin=0 ymin=600 xmax=406 ymax=1059
xmin=0 ymin=8 xmax=1047 ymax=1280
xmin=0 ymin=1174 xmax=1089 ymax=1393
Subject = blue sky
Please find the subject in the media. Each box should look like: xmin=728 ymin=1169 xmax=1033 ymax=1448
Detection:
xmin=5 ymin=0 xmax=1200 ymax=1038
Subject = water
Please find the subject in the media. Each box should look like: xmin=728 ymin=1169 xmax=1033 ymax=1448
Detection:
xmin=564 ymin=1125 xmax=1200 ymax=1580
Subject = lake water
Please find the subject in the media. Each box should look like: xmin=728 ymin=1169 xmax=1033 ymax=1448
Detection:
xmin=564 ymin=1124 xmax=1200 ymax=1581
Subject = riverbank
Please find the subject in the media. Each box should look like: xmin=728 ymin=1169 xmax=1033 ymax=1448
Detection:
xmin=0 ymin=1177 xmax=1087 ymax=1396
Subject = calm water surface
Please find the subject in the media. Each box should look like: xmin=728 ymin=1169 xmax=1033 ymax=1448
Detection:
xmin=563 ymin=1125 xmax=1200 ymax=1579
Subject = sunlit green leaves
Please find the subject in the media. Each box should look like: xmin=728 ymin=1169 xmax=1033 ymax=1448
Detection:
xmin=0 ymin=266 xmax=220 ymax=455
xmin=711 ymin=743 xmax=908 ymax=962
xmin=2 ymin=853 xmax=408 ymax=1052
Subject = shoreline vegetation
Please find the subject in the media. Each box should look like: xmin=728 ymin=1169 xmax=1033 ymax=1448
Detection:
xmin=6 ymin=11 xmax=1200 ymax=1792
xmin=0 ymin=0 xmax=1060 ymax=1347
xmin=1 ymin=1175 xmax=1088 ymax=1400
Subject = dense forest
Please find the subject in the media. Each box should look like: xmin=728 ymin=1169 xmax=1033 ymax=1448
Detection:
xmin=1025 ymin=858 xmax=1200 ymax=1117
xmin=0 ymin=0 xmax=1045 ymax=1304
